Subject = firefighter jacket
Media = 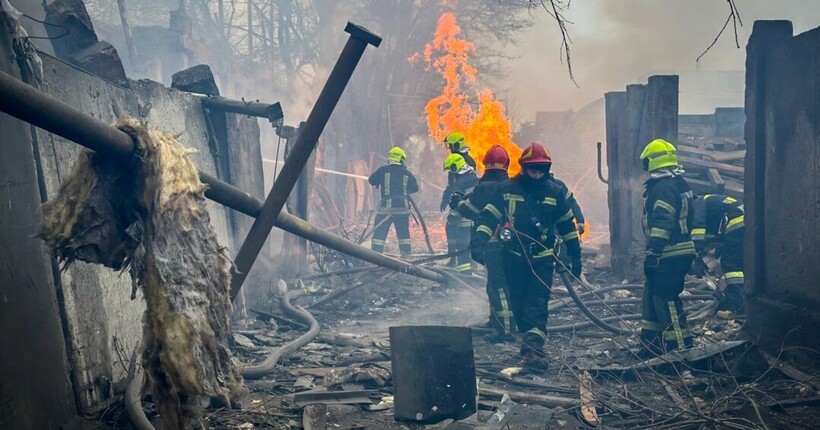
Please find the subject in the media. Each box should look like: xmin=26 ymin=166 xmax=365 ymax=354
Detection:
xmin=550 ymin=175 xmax=585 ymax=225
xmin=691 ymin=194 xmax=744 ymax=244
xmin=455 ymin=169 xmax=509 ymax=222
xmin=473 ymin=175 xmax=581 ymax=260
xmin=643 ymin=174 xmax=696 ymax=259
xmin=368 ymin=164 xmax=419 ymax=214
xmin=442 ymin=170 xmax=479 ymax=216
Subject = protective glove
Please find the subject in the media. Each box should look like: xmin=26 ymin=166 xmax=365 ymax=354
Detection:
xmin=576 ymin=222 xmax=586 ymax=235
xmin=571 ymin=255 xmax=583 ymax=278
xmin=449 ymin=192 xmax=465 ymax=211
xmin=644 ymin=252 xmax=660 ymax=277
xmin=440 ymin=199 xmax=448 ymax=212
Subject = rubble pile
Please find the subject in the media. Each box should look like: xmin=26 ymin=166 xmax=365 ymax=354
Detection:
xmin=193 ymin=262 xmax=820 ymax=429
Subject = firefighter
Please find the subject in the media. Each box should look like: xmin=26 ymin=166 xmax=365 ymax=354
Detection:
xmin=450 ymin=145 xmax=516 ymax=341
xmin=444 ymin=131 xmax=477 ymax=169
xmin=471 ymin=142 xmax=582 ymax=369
xmin=368 ymin=147 xmax=419 ymax=257
xmin=639 ymin=139 xmax=697 ymax=357
xmin=441 ymin=153 xmax=479 ymax=274
xmin=692 ymin=194 xmax=745 ymax=314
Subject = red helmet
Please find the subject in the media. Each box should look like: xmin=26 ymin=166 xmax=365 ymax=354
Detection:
xmin=518 ymin=142 xmax=552 ymax=167
xmin=483 ymin=145 xmax=510 ymax=171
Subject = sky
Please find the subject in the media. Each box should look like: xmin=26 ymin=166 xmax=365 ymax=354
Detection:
xmin=502 ymin=0 xmax=820 ymax=119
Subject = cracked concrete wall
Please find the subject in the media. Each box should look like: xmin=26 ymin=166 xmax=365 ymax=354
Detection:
xmin=744 ymin=21 xmax=820 ymax=365
xmin=0 ymin=14 xmax=75 ymax=429
xmin=25 ymin=54 xmax=263 ymax=413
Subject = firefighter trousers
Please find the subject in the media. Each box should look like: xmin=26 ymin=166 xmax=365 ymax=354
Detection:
xmin=503 ymin=250 xmax=553 ymax=356
xmin=372 ymin=212 xmax=411 ymax=256
xmin=446 ymin=212 xmax=473 ymax=274
xmin=641 ymin=255 xmax=695 ymax=354
xmin=718 ymin=228 xmax=745 ymax=314
xmin=484 ymin=242 xmax=516 ymax=335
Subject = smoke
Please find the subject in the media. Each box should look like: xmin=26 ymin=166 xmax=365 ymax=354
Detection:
xmin=504 ymin=0 xmax=820 ymax=118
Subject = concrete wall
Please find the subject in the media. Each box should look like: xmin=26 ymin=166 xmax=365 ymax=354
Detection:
xmin=0 ymin=48 xmax=264 ymax=424
xmin=744 ymin=21 xmax=820 ymax=365
xmin=604 ymin=76 xmax=679 ymax=280
xmin=679 ymin=108 xmax=745 ymax=139
xmin=0 ymin=12 xmax=75 ymax=429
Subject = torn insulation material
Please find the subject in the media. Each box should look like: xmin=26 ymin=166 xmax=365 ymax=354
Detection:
xmin=40 ymin=117 xmax=246 ymax=429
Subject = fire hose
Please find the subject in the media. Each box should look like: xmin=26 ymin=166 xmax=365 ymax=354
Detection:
xmin=242 ymin=282 xmax=320 ymax=379
xmin=408 ymin=195 xmax=435 ymax=254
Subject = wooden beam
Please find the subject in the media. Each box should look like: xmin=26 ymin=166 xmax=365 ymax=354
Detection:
xmin=707 ymin=168 xmax=725 ymax=194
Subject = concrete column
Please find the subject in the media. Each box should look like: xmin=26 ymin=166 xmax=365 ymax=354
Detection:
xmin=743 ymin=21 xmax=793 ymax=296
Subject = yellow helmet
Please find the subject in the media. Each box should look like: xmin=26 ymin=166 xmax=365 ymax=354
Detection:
xmin=639 ymin=138 xmax=679 ymax=172
xmin=443 ymin=153 xmax=467 ymax=172
xmin=444 ymin=131 xmax=467 ymax=152
xmin=387 ymin=146 xmax=406 ymax=164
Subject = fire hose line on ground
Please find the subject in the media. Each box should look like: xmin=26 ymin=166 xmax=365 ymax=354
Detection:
xmin=127 ymin=282 xmax=321 ymax=429
xmin=242 ymin=282 xmax=321 ymax=379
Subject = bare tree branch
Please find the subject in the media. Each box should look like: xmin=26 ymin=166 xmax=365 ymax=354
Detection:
xmin=529 ymin=0 xmax=578 ymax=87
xmin=697 ymin=0 xmax=743 ymax=64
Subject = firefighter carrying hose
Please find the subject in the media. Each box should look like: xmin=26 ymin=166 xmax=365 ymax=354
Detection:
xmin=450 ymin=145 xmax=516 ymax=341
xmin=368 ymin=147 xmax=419 ymax=257
xmin=441 ymin=152 xmax=479 ymax=274
xmin=692 ymin=194 xmax=746 ymax=314
xmin=471 ymin=142 xmax=582 ymax=369
xmin=639 ymin=139 xmax=697 ymax=358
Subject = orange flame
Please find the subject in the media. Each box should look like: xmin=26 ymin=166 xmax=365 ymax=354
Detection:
xmin=411 ymin=12 xmax=522 ymax=175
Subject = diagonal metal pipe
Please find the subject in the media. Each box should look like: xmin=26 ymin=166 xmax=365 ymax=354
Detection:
xmin=0 ymin=70 xmax=446 ymax=293
xmin=230 ymin=22 xmax=382 ymax=299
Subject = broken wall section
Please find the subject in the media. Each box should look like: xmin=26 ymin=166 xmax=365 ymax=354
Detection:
xmin=26 ymin=54 xmax=264 ymax=413
xmin=604 ymin=76 xmax=679 ymax=281
xmin=744 ymin=21 xmax=820 ymax=365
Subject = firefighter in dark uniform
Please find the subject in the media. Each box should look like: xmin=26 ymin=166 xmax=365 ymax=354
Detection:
xmin=450 ymin=145 xmax=516 ymax=340
xmin=441 ymin=152 xmax=479 ymax=274
xmin=639 ymin=139 xmax=697 ymax=357
xmin=368 ymin=147 xmax=419 ymax=257
xmin=471 ymin=142 xmax=582 ymax=369
xmin=692 ymin=194 xmax=745 ymax=313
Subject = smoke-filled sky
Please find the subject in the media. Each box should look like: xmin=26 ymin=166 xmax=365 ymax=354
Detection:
xmin=503 ymin=0 xmax=820 ymax=119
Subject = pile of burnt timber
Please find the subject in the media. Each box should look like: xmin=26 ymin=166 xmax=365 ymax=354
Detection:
xmin=677 ymin=134 xmax=745 ymax=198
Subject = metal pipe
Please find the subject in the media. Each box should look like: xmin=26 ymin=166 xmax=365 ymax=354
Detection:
xmin=200 ymin=96 xmax=283 ymax=125
xmin=0 ymin=71 xmax=445 ymax=290
xmin=230 ymin=22 xmax=382 ymax=299
xmin=596 ymin=141 xmax=608 ymax=184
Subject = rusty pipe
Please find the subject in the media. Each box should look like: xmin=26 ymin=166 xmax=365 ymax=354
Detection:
xmin=200 ymin=96 xmax=284 ymax=125
xmin=0 ymin=71 xmax=445 ymax=290
xmin=596 ymin=141 xmax=608 ymax=184
xmin=230 ymin=22 xmax=382 ymax=299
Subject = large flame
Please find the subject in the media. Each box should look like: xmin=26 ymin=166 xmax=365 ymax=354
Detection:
xmin=411 ymin=12 xmax=522 ymax=175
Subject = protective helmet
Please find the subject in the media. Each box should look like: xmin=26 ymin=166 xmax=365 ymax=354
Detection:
xmin=444 ymin=131 xmax=467 ymax=152
xmin=518 ymin=142 xmax=552 ymax=169
xmin=443 ymin=153 xmax=467 ymax=172
xmin=639 ymin=138 xmax=678 ymax=172
xmin=387 ymin=146 xmax=406 ymax=164
xmin=483 ymin=145 xmax=510 ymax=171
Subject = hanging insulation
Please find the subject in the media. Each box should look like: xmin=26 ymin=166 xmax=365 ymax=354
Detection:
xmin=40 ymin=117 xmax=245 ymax=429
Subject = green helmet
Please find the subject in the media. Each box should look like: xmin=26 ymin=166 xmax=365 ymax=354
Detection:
xmin=639 ymin=138 xmax=679 ymax=172
xmin=444 ymin=131 xmax=467 ymax=152
xmin=443 ymin=153 xmax=467 ymax=172
xmin=387 ymin=146 xmax=406 ymax=164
